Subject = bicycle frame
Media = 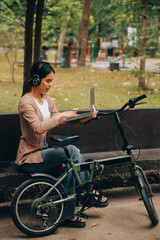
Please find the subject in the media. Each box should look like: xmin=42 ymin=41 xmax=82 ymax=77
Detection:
xmin=11 ymin=94 xmax=159 ymax=235
xmin=34 ymin=105 xmax=152 ymax=210
xmin=33 ymin=154 xmax=132 ymax=209
xmin=34 ymin=152 xmax=151 ymax=210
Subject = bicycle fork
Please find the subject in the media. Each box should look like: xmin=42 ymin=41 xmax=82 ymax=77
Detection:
xmin=130 ymin=163 xmax=153 ymax=199
xmin=114 ymin=111 xmax=152 ymax=198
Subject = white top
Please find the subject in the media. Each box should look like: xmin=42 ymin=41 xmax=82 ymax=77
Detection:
xmin=33 ymin=97 xmax=51 ymax=121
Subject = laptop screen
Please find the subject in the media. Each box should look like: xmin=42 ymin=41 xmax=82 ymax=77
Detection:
xmin=90 ymin=87 xmax=95 ymax=112
xmin=66 ymin=87 xmax=95 ymax=121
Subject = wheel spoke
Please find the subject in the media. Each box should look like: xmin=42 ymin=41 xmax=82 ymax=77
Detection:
xmin=11 ymin=177 xmax=66 ymax=237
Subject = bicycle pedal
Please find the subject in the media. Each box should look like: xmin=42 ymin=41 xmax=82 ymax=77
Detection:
xmin=77 ymin=211 xmax=88 ymax=219
xmin=42 ymin=213 xmax=49 ymax=220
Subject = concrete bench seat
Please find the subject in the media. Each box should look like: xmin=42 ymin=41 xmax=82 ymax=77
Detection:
xmin=83 ymin=148 xmax=160 ymax=171
xmin=1 ymin=108 xmax=160 ymax=203
xmin=1 ymin=148 xmax=160 ymax=188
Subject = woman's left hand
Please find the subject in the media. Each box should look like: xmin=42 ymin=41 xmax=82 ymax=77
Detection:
xmin=80 ymin=106 xmax=98 ymax=124
xmin=91 ymin=105 xmax=98 ymax=119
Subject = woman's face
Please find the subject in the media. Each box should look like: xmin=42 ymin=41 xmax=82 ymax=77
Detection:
xmin=38 ymin=71 xmax=54 ymax=94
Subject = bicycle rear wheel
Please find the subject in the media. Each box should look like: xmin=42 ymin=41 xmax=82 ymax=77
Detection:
xmin=133 ymin=169 xmax=159 ymax=226
xmin=11 ymin=177 xmax=67 ymax=237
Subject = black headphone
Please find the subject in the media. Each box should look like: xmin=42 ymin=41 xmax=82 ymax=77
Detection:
xmin=32 ymin=62 xmax=45 ymax=86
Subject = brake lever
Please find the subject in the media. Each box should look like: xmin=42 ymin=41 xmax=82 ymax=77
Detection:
xmin=129 ymin=101 xmax=146 ymax=108
xmin=135 ymin=102 xmax=147 ymax=106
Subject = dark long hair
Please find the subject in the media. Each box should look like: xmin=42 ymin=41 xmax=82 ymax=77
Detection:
xmin=22 ymin=61 xmax=55 ymax=97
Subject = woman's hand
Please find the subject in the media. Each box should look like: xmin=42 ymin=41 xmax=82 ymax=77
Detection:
xmin=80 ymin=106 xmax=98 ymax=124
xmin=62 ymin=111 xmax=78 ymax=119
xmin=55 ymin=111 xmax=78 ymax=122
xmin=91 ymin=106 xmax=98 ymax=119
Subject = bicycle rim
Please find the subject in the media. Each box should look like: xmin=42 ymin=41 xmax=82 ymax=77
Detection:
xmin=11 ymin=177 xmax=66 ymax=237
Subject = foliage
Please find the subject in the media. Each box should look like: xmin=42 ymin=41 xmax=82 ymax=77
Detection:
xmin=90 ymin=0 xmax=160 ymax=53
xmin=0 ymin=0 xmax=159 ymax=54
xmin=0 ymin=0 xmax=24 ymax=83
xmin=42 ymin=0 xmax=83 ymax=47
xmin=0 ymin=0 xmax=159 ymax=89
xmin=90 ymin=0 xmax=124 ymax=38
xmin=0 ymin=0 xmax=25 ymax=43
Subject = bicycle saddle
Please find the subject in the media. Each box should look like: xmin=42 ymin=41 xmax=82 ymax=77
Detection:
xmin=50 ymin=135 xmax=79 ymax=147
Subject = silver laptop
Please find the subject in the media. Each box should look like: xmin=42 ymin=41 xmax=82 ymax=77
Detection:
xmin=66 ymin=87 xmax=95 ymax=121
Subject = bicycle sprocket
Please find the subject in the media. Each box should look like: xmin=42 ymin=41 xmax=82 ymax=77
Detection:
xmin=77 ymin=180 xmax=102 ymax=208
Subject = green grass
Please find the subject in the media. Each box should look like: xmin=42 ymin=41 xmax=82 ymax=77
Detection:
xmin=0 ymin=52 xmax=160 ymax=113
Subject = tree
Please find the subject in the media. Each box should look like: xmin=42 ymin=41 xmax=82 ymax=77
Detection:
xmin=90 ymin=0 xmax=123 ymax=38
xmin=0 ymin=1 xmax=24 ymax=83
xmin=42 ymin=0 xmax=82 ymax=60
xmin=78 ymin=0 xmax=92 ymax=66
xmin=90 ymin=0 xmax=159 ymax=89
xmin=24 ymin=0 xmax=45 ymax=81
xmin=57 ymin=24 xmax=68 ymax=60
xmin=24 ymin=0 xmax=36 ymax=81
xmin=33 ymin=0 xmax=45 ymax=63
xmin=138 ymin=0 xmax=149 ymax=89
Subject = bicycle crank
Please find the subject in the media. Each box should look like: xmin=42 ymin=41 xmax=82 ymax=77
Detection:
xmin=77 ymin=180 xmax=102 ymax=208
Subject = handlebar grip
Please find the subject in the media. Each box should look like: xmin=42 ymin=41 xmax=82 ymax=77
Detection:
xmin=134 ymin=94 xmax=147 ymax=103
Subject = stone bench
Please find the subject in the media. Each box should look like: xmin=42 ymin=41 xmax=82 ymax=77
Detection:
xmin=0 ymin=108 xmax=160 ymax=203
xmin=1 ymin=148 xmax=160 ymax=187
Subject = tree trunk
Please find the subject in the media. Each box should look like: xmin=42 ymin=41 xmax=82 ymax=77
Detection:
xmin=78 ymin=0 xmax=92 ymax=66
xmin=4 ymin=50 xmax=16 ymax=84
xmin=57 ymin=25 xmax=67 ymax=61
xmin=24 ymin=0 xmax=36 ymax=81
xmin=138 ymin=0 xmax=149 ymax=89
xmin=33 ymin=0 xmax=44 ymax=63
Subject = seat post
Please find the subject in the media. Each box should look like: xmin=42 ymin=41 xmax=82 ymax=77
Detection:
xmin=64 ymin=146 xmax=71 ymax=159
xmin=64 ymin=146 xmax=82 ymax=185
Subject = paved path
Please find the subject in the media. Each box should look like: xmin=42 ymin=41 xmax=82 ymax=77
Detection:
xmin=0 ymin=185 xmax=160 ymax=240
xmin=86 ymin=57 xmax=160 ymax=73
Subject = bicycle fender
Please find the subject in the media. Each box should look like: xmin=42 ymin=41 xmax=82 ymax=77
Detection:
xmin=30 ymin=173 xmax=67 ymax=196
xmin=133 ymin=170 xmax=144 ymax=189
xmin=30 ymin=173 xmax=58 ymax=182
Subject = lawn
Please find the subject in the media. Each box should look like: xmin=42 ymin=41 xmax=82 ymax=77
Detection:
xmin=0 ymin=52 xmax=160 ymax=113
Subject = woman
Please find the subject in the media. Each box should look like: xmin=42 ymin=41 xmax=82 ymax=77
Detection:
xmin=15 ymin=61 xmax=108 ymax=228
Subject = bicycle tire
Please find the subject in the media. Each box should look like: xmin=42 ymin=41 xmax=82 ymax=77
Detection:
xmin=11 ymin=177 xmax=67 ymax=237
xmin=133 ymin=169 xmax=159 ymax=226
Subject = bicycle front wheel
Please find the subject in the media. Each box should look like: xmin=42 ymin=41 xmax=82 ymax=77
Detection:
xmin=133 ymin=169 xmax=159 ymax=226
xmin=11 ymin=177 xmax=67 ymax=237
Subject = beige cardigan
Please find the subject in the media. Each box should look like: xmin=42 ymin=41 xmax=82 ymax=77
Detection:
xmin=15 ymin=93 xmax=66 ymax=165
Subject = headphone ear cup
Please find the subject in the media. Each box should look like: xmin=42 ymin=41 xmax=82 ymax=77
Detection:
xmin=32 ymin=74 xmax=41 ymax=86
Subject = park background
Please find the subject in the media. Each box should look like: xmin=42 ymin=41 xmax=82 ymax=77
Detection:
xmin=1 ymin=1 xmax=160 ymax=224
xmin=0 ymin=0 xmax=160 ymax=113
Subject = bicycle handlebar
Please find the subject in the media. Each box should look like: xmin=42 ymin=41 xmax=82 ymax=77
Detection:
xmin=83 ymin=94 xmax=147 ymax=125
xmin=97 ymin=94 xmax=147 ymax=117
xmin=128 ymin=94 xmax=147 ymax=108
xmin=133 ymin=94 xmax=147 ymax=103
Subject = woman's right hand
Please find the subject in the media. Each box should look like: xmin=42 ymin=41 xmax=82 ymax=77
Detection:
xmin=55 ymin=111 xmax=78 ymax=122
xmin=62 ymin=111 xmax=78 ymax=119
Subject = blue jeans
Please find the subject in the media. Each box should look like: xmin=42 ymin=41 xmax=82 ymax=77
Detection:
xmin=20 ymin=142 xmax=89 ymax=219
